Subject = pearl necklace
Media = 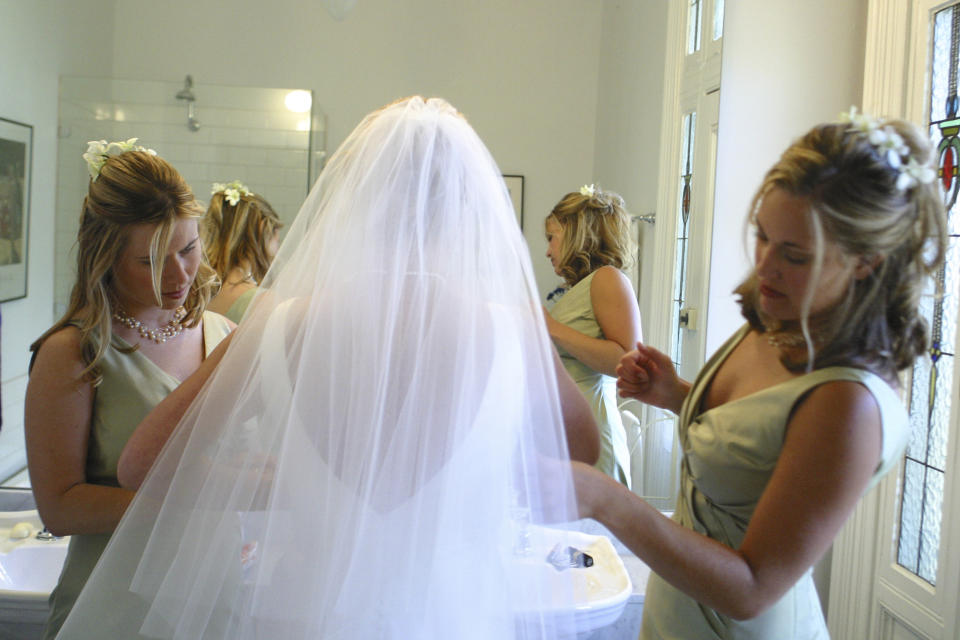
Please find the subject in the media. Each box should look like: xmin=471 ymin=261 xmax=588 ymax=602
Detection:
xmin=113 ymin=306 xmax=187 ymax=344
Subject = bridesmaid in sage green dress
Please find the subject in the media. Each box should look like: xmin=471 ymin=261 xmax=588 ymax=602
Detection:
xmin=574 ymin=113 xmax=947 ymax=639
xmin=544 ymin=185 xmax=642 ymax=487
xmin=24 ymin=144 xmax=234 ymax=640
xmin=203 ymin=181 xmax=282 ymax=323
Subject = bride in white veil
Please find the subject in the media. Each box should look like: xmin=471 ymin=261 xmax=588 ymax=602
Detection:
xmin=56 ymin=96 xmax=599 ymax=639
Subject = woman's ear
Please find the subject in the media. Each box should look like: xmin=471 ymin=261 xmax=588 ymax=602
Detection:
xmin=854 ymin=254 xmax=884 ymax=280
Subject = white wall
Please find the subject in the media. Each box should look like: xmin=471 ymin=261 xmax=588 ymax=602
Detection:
xmin=594 ymin=0 xmax=668 ymax=335
xmin=108 ymin=0 xmax=605 ymax=295
xmin=709 ymin=0 xmax=868 ymax=356
xmin=0 ymin=0 xmax=116 ymax=479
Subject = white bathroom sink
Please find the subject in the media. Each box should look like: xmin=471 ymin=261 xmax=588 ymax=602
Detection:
xmin=0 ymin=510 xmax=68 ymax=601
xmin=512 ymin=524 xmax=632 ymax=632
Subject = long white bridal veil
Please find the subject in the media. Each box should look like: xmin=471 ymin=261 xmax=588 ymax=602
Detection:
xmin=58 ymin=97 xmax=586 ymax=639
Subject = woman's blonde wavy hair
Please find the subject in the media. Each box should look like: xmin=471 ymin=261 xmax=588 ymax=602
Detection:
xmin=546 ymin=187 xmax=634 ymax=287
xmin=736 ymin=119 xmax=948 ymax=381
xmin=202 ymin=190 xmax=282 ymax=284
xmin=30 ymin=150 xmax=217 ymax=385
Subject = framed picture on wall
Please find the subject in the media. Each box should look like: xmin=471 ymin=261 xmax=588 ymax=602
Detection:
xmin=503 ymin=174 xmax=524 ymax=229
xmin=0 ymin=118 xmax=31 ymax=302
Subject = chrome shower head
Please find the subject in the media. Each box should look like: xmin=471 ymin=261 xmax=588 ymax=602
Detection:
xmin=176 ymin=75 xmax=195 ymax=102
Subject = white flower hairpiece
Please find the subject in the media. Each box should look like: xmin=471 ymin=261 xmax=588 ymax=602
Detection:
xmin=839 ymin=106 xmax=936 ymax=191
xmin=212 ymin=180 xmax=253 ymax=206
xmin=580 ymin=184 xmax=596 ymax=197
xmin=82 ymin=138 xmax=157 ymax=181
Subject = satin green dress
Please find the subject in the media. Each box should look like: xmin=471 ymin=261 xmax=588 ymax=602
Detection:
xmin=640 ymin=324 xmax=909 ymax=639
xmin=549 ymin=271 xmax=631 ymax=487
xmin=224 ymin=288 xmax=257 ymax=324
xmin=43 ymin=312 xmax=233 ymax=640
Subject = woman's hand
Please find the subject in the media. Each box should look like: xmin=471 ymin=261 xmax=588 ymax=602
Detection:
xmin=616 ymin=343 xmax=690 ymax=413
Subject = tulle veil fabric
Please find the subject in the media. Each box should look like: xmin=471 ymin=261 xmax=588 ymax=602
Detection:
xmin=57 ymin=96 xmax=585 ymax=639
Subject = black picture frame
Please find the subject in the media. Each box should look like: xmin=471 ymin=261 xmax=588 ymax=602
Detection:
xmin=0 ymin=117 xmax=32 ymax=302
xmin=503 ymin=174 xmax=524 ymax=229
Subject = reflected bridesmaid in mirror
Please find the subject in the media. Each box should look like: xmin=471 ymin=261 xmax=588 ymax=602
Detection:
xmin=544 ymin=185 xmax=642 ymax=487
xmin=202 ymin=181 xmax=282 ymax=324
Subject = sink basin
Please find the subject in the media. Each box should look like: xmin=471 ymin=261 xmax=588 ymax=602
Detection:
xmin=0 ymin=509 xmax=68 ymax=609
xmin=512 ymin=524 xmax=632 ymax=633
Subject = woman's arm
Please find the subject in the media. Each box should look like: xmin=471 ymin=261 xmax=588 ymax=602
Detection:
xmin=25 ymin=328 xmax=134 ymax=536
xmin=615 ymin=342 xmax=691 ymax=414
xmin=553 ymin=345 xmax=600 ymax=464
xmin=576 ymin=379 xmax=883 ymax=619
xmin=546 ymin=266 xmax=642 ymax=377
xmin=118 ymin=332 xmax=234 ymax=489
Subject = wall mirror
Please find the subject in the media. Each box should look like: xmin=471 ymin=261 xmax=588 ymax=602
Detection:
xmin=1 ymin=1 xmax=724 ymax=515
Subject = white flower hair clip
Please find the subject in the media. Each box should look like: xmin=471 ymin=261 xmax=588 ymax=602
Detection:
xmin=212 ymin=180 xmax=253 ymax=206
xmin=839 ymin=106 xmax=936 ymax=191
xmin=82 ymin=138 xmax=157 ymax=181
xmin=580 ymin=184 xmax=596 ymax=197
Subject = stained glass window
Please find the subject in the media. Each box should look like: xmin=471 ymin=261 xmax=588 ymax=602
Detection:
xmin=897 ymin=1 xmax=960 ymax=585
xmin=670 ymin=113 xmax=696 ymax=367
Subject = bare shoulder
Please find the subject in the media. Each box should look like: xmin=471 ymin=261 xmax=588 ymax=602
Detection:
xmin=589 ymin=265 xmax=634 ymax=300
xmin=797 ymin=379 xmax=881 ymax=423
xmin=591 ymin=265 xmax=631 ymax=288
xmin=789 ymin=378 xmax=883 ymax=465
xmin=31 ymin=325 xmax=85 ymax=374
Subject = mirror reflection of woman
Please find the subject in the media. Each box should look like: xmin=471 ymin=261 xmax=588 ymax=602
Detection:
xmin=202 ymin=181 xmax=282 ymax=323
xmin=575 ymin=112 xmax=947 ymax=639
xmin=24 ymin=144 xmax=233 ymax=640
xmin=544 ymin=186 xmax=642 ymax=487
xmin=54 ymin=97 xmax=599 ymax=639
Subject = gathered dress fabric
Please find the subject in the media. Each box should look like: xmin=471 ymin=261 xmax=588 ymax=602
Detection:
xmin=640 ymin=324 xmax=909 ymax=640
xmin=42 ymin=312 xmax=233 ymax=640
xmin=549 ymin=271 xmax=631 ymax=487
xmin=55 ymin=97 xmax=585 ymax=640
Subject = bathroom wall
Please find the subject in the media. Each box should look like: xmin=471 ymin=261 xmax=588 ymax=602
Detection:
xmin=55 ymin=77 xmax=317 ymax=315
xmin=0 ymin=0 xmax=116 ymax=482
xmin=0 ymin=0 xmax=614 ymax=483
xmin=709 ymin=0 xmax=868 ymax=357
xmin=106 ymin=0 xmax=607 ymax=297
xmin=593 ymin=0 xmax=668 ymax=342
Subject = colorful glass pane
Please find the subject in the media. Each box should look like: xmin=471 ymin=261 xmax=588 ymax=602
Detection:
xmin=898 ymin=1 xmax=960 ymax=586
